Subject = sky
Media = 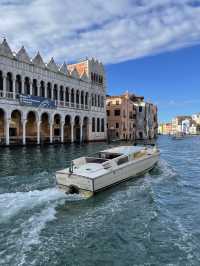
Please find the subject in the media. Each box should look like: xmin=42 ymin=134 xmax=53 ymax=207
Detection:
xmin=0 ymin=0 xmax=200 ymax=122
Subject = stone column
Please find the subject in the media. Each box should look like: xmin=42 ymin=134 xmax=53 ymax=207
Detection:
xmin=30 ymin=81 xmax=33 ymax=96
xmin=71 ymin=122 xmax=74 ymax=143
xmin=37 ymin=120 xmax=41 ymax=145
xmin=80 ymin=120 xmax=83 ymax=143
xmin=44 ymin=82 xmax=47 ymax=98
xmin=50 ymin=122 xmax=53 ymax=143
xmin=83 ymin=92 xmax=85 ymax=109
xmin=3 ymin=75 xmax=6 ymax=98
xmin=69 ymin=91 xmax=71 ymax=107
xmin=57 ymin=87 xmax=60 ymax=105
xmin=22 ymin=77 xmax=25 ymax=94
xmin=79 ymin=93 xmax=81 ymax=109
xmin=22 ymin=119 xmax=27 ymax=145
xmin=61 ymin=121 xmax=65 ymax=143
xmin=88 ymin=118 xmax=93 ymax=141
xmin=13 ymin=78 xmax=16 ymax=100
xmin=51 ymin=86 xmax=54 ymax=101
xmin=5 ymin=119 xmax=10 ymax=145
xmin=74 ymin=89 xmax=77 ymax=108
xmin=64 ymin=90 xmax=66 ymax=106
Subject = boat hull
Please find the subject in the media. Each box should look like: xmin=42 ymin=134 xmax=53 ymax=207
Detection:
xmin=56 ymin=152 xmax=159 ymax=196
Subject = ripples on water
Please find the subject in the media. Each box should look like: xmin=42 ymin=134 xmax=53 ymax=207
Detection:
xmin=1 ymin=137 xmax=200 ymax=265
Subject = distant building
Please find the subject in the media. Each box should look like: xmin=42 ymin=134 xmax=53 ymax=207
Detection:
xmin=158 ymin=123 xmax=172 ymax=135
xmin=106 ymin=92 xmax=158 ymax=141
xmin=171 ymin=116 xmax=192 ymax=134
xmin=182 ymin=119 xmax=191 ymax=134
xmin=192 ymin=113 xmax=200 ymax=124
xmin=189 ymin=122 xmax=200 ymax=135
xmin=171 ymin=115 xmax=200 ymax=135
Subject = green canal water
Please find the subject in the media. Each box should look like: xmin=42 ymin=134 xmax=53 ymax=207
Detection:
xmin=1 ymin=136 xmax=200 ymax=265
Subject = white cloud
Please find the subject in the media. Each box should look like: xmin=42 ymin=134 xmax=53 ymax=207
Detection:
xmin=0 ymin=0 xmax=200 ymax=64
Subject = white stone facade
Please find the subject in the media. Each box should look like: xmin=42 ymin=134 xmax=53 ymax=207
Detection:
xmin=134 ymin=101 xmax=158 ymax=140
xmin=0 ymin=39 xmax=107 ymax=145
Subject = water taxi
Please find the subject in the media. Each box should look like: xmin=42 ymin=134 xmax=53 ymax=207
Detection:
xmin=56 ymin=146 xmax=160 ymax=196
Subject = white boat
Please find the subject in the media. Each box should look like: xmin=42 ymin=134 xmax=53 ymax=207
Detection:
xmin=55 ymin=145 xmax=160 ymax=197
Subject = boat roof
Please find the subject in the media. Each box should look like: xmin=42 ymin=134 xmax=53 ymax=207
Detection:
xmin=101 ymin=146 xmax=145 ymax=156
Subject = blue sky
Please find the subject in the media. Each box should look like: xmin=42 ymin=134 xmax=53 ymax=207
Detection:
xmin=1 ymin=0 xmax=200 ymax=122
xmin=106 ymin=44 xmax=200 ymax=122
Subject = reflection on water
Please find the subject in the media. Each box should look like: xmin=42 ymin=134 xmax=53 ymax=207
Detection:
xmin=1 ymin=137 xmax=200 ymax=265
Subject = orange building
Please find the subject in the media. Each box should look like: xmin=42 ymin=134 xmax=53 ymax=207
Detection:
xmin=107 ymin=92 xmax=158 ymax=141
xmin=106 ymin=92 xmax=143 ymax=140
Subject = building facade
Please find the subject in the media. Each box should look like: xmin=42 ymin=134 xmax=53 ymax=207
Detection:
xmin=0 ymin=39 xmax=107 ymax=145
xmin=134 ymin=100 xmax=158 ymax=140
xmin=171 ymin=116 xmax=192 ymax=134
xmin=106 ymin=93 xmax=137 ymax=141
xmin=158 ymin=123 xmax=172 ymax=135
xmin=106 ymin=92 xmax=158 ymax=141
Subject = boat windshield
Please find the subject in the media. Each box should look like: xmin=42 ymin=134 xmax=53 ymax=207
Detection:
xmin=100 ymin=152 xmax=122 ymax=159
xmin=89 ymin=152 xmax=122 ymax=160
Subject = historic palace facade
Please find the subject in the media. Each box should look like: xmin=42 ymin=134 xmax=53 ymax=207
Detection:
xmin=0 ymin=39 xmax=107 ymax=145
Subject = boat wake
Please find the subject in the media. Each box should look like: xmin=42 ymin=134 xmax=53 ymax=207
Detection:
xmin=0 ymin=188 xmax=66 ymax=222
xmin=0 ymin=187 xmax=85 ymax=266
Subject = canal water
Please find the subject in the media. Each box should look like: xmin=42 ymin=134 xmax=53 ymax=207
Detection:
xmin=1 ymin=136 xmax=200 ymax=266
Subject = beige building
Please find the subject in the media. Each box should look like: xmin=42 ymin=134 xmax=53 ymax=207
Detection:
xmin=158 ymin=123 xmax=172 ymax=135
xmin=106 ymin=92 xmax=158 ymax=141
xmin=106 ymin=92 xmax=138 ymax=140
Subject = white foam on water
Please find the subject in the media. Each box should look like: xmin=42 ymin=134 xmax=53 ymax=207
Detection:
xmin=158 ymin=159 xmax=177 ymax=178
xmin=18 ymin=205 xmax=57 ymax=266
xmin=0 ymin=188 xmax=66 ymax=222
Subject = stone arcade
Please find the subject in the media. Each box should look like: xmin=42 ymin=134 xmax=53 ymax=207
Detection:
xmin=0 ymin=39 xmax=107 ymax=145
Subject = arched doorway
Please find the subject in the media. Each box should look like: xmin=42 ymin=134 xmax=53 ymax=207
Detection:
xmin=64 ymin=115 xmax=71 ymax=142
xmin=41 ymin=113 xmax=50 ymax=143
xmin=74 ymin=116 xmax=80 ymax=142
xmin=0 ymin=108 xmax=5 ymax=144
xmin=83 ymin=117 xmax=89 ymax=142
xmin=53 ymin=114 xmax=61 ymax=142
xmin=26 ymin=111 xmax=37 ymax=143
xmin=10 ymin=110 xmax=22 ymax=144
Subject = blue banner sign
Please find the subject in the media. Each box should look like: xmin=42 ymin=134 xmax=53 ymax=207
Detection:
xmin=19 ymin=95 xmax=56 ymax=109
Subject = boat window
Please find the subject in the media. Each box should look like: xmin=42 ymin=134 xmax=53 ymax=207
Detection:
xmin=100 ymin=153 xmax=122 ymax=160
xmin=117 ymin=156 xmax=129 ymax=165
xmin=86 ymin=157 xmax=108 ymax=164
